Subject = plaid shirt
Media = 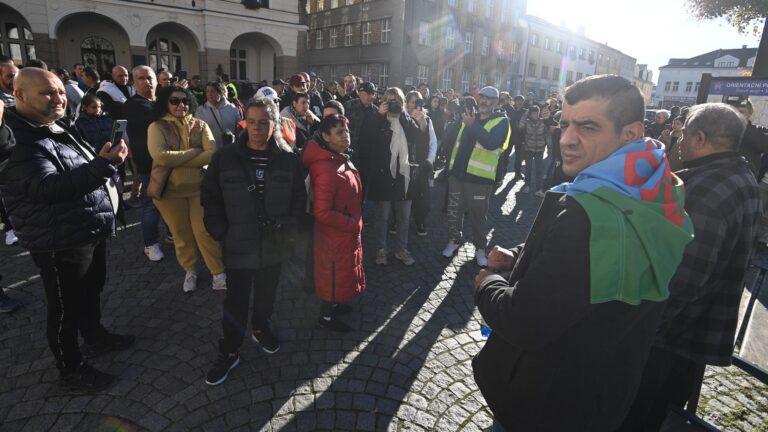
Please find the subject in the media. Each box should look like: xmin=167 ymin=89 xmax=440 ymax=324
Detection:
xmin=655 ymin=152 xmax=761 ymax=366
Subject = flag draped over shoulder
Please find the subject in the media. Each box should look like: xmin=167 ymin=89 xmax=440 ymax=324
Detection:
xmin=552 ymin=138 xmax=694 ymax=305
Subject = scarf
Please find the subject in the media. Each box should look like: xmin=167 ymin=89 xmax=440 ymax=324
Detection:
xmin=97 ymin=81 xmax=135 ymax=103
xmin=552 ymin=138 xmax=694 ymax=305
xmin=388 ymin=116 xmax=410 ymax=195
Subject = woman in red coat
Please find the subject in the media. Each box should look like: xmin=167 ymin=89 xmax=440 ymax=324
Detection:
xmin=302 ymin=115 xmax=365 ymax=332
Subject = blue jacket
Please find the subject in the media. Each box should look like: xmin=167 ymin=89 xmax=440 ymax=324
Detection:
xmin=75 ymin=113 xmax=113 ymax=151
xmin=0 ymin=108 xmax=117 ymax=252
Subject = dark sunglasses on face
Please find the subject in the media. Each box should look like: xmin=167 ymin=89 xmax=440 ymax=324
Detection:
xmin=169 ymin=97 xmax=190 ymax=106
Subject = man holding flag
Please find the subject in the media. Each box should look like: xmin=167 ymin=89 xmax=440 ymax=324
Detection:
xmin=471 ymin=75 xmax=694 ymax=431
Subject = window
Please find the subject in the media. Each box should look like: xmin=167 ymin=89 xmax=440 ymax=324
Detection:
xmin=553 ymin=67 xmax=560 ymax=81
xmin=530 ymin=33 xmax=537 ymax=47
xmin=381 ymin=19 xmax=391 ymax=43
xmin=331 ymin=0 xmax=338 ymax=7
xmin=555 ymin=40 xmax=562 ymax=53
xmin=568 ymin=45 xmax=575 ymax=57
xmin=481 ymin=36 xmax=489 ymax=56
xmin=694 ymin=81 xmax=700 ymax=93
xmin=362 ymin=22 xmax=371 ymax=45
xmin=497 ymin=39 xmax=504 ymax=60
xmin=148 ymin=37 xmax=182 ymax=73
xmin=541 ymin=66 xmax=549 ymax=79
xmin=317 ymin=0 xmax=324 ymax=11
xmin=80 ymin=36 xmax=113 ymax=78
xmin=543 ymin=37 xmax=550 ymax=50
xmin=462 ymin=70 xmax=470 ymax=93
xmin=330 ymin=27 xmax=338 ymax=47
xmin=229 ymin=48 xmax=247 ymax=80
xmin=566 ymin=70 xmax=573 ymax=82
xmin=346 ymin=0 xmax=354 ymax=4
xmin=448 ymin=0 xmax=456 ymax=7
xmin=418 ymin=65 xmax=429 ymax=83
xmin=598 ymin=53 xmax=603 ymax=63
xmin=315 ymin=29 xmax=323 ymax=49
xmin=495 ymin=73 xmax=502 ymax=88
xmin=685 ymin=81 xmax=692 ymax=93
xmin=467 ymin=0 xmax=476 ymax=13
xmin=528 ymin=62 xmax=536 ymax=77
xmin=379 ymin=63 xmax=389 ymax=88
xmin=484 ymin=0 xmax=492 ymax=17
xmin=445 ymin=26 xmax=455 ymax=49
xmin=479 ymin=73 xmax=487 ymax=86
xmin=419 ymin=22 xmax=430 ymax=46
xmin=464 ymin=32 xmax=473 ymax=54
xmin=576 ymin=72 xmax=583 ymax=80
xmin=672 ymin=81 xmax=679 ymax=92
xmin=664 ymin=81 xmax=671 ymax=92
xmin=578 ymin=48 xmax=585 ymax=59
xmin=716 ymin=61 xmax=736 ymax=67
xmin=442 ymin=68 xmax=453 ymax=90
xmin=501 ymin=1 xmax=509 ymax=23
xmin=2 ymin=22 xmax=36 ymax=66
xmin=344 ymin=25 xmax=353 ymax=46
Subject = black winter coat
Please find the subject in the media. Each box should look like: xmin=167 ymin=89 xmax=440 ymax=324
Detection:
xmin=473 ymin=192 xmax=666 ymax=431
xmin=365 ymin=112 xmax=427 ymax=202
xmin=200 ymin=135 xmax=306 ymax=270
xmin=0 ymin=108 xmax=117 ymax=252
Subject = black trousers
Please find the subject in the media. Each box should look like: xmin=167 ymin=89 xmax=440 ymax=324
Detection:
xmin=31 ymin=239 xmax=108 ymax=373
xmin=495 ymin=146 xmax=514 ymax=184
xmin=617 ymin=346 xmax=706 ymax=432
xmin=221 ymin=265 xmax=282 ymax=353
xmin=0 ymin=198 xmax=11 ymax=230
xmin=512 ymin=142 xmax=526 ymax=175
xmin=412 ymin=168 xmax=432 ymax=227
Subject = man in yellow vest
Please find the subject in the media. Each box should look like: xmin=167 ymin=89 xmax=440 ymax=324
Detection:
xmin=442 ymin=86 xmax=510 ymax=267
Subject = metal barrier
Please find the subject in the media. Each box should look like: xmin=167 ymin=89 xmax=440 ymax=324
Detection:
xmin=673 ymin=262 xmax=768 ymax=430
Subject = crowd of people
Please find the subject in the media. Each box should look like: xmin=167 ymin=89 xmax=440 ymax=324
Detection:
xmin=1 ymin=53 xmax=767 ymax=431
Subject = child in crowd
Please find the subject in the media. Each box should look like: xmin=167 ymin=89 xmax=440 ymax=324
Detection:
xmin=519 ymin=105 xmax=550 ymax=197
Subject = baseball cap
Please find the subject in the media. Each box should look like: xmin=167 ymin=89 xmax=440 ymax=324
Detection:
xmin=272 ymin=79 xmax=286 ymax=85
xmin=359 ymin=82 xmax=377 ymax=94
xmin=478 ymin=86 xmax=500 ymax=99
xmin=255 ymin=86 xmax=281 ymax=101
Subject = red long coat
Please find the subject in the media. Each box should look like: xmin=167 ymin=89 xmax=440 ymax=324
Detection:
xmin=302 ymin=138 xmax=365 ymax=303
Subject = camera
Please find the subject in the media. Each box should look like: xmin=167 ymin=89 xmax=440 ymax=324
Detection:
xmin=464 ymin=96 xmax=478 ymax=115
xmin=388 ymin=100 xmax=403 ymax=114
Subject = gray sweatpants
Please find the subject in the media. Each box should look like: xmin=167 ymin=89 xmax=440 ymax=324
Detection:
xmin=446 ymin=176 xmax=492 ymax=251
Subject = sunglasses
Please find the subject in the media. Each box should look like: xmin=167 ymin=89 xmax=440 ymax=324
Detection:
xmin=169 ymin=97 xmax=190 ymax=106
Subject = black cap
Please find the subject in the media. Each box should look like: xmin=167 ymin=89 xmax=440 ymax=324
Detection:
xmin=272 ymin=79 xmax=286 ymax=85
xmin=359 ymin=82 xmax=377 ymax=94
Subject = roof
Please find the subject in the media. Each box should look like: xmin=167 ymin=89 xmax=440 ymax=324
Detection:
xmin=660 ymin=47 xmax=757 ymax=69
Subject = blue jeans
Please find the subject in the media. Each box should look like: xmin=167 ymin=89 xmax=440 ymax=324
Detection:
xmin=138 ymin=174 xmax=161 ymax=247
xmin=524 ymin=151 xmax=544 ymax=191
xmin=493 ymin=419 xmax=506 ymax=432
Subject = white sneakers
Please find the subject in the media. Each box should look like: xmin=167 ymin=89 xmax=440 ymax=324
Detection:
xmin=212 ymin=273 xmax=227 ymax=290
xmin=144 ymin=243 xmax=164 ymax=262
xmin=183 ymin=270 xmax=198 ymax=293
xmin=442 ymin=241 xmax=460 ymax=258
xmin=476 ymin=249 xmax=488 ymax=268
xmin=534 ymin=190 xmax=545 ymax=198
xmin=4 ymin=230 xmax=18 ymax=246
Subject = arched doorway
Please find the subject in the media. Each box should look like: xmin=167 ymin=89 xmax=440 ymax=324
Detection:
xmin=0 ymin=3 xmax=36 ymax=65
xmin=145 ymin=23 xmax=199 ymax=75
xmin=229 ymin=33 xmax=282 ymax=82
xmin=55 ymin=13 xmax=130 ymax=77
xmin=81 ymin=36 xmax=116 ymax=77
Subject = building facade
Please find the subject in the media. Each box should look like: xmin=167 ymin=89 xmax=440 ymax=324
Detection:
xmin=634 ymin=63 xmax=654 ymax=105
xmin=521 ymin=16 xmax=636 ymax=100
xmin=656 ymin=46 xmax=757 ymax=108
xmin=303 ymin=0 xmax=527 ymax=94
xmin=0 ymin=0 xmax=304 ymax=82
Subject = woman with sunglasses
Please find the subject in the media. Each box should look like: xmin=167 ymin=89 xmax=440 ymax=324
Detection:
xmin=147 ymin=87 xmax=225 ymax=292
xmin=303 ymin=114 xmax=364 ymax=332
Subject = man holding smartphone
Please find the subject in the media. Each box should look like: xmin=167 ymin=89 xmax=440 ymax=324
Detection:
xmin=0 ymin=68 xmax=135 ymax=392
xmin=442 ymin=87 xmax=510 ymax=267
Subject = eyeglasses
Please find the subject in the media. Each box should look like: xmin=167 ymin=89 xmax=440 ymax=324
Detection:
xmin=169 ymin=97 xmax=190 ymax=106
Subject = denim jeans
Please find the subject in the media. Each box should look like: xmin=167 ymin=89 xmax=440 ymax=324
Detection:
xmin=524 ymin=151 xmax=544 ymax=191
xmin=373 ymin=200 xmax=411 ymax=252
xmin=138 ymin=174 xmax=161 ymax=247
xmin=492 ymin=419 xmax=506 ymax=432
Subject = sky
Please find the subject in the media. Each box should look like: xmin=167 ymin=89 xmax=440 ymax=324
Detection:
xmin=526 ymin=0 xmax=762 ymax=84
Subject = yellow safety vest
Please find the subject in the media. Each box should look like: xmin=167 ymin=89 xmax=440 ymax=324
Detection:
xmin=449 ymin=117 xmax=511 ymax=180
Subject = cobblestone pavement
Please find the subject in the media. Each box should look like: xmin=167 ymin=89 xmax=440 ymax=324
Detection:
xmin=1 ymin=173 xmax=766 ymax=431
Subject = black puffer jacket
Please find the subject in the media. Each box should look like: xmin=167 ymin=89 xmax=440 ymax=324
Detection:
xmin=200 ymin=134 xmax=306 ymax=270
xmin=0 ymin=108 xmax=117 ymax=252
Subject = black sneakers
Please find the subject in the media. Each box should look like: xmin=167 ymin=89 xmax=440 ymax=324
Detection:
xmin=82 ymin=333 xmax=136 ymax=359
xmin=205 ymin=352 xmax=240 ymax=386
xmin=252 ymin=328 xmax=280 ymax=354
xmin=318 ymin=316 xmax=352 ymax=333
xmin=60 ymin=363 xmax=116 ymax=392
xmin=416 ymin=224 xmax=427 ymax=237
xmin=332 ymin=303 xmax=353 ymax=317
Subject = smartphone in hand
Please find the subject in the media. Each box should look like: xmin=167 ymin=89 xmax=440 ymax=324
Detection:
xmin=110 ymin=120 xmax=128 ymax=146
